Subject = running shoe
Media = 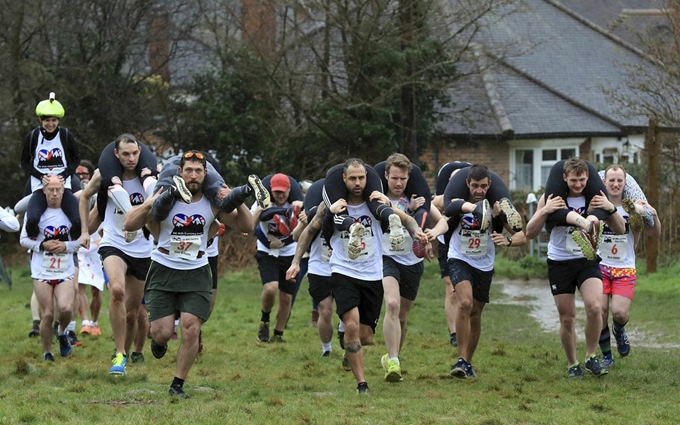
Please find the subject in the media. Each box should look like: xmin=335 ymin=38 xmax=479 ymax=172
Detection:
xmin=451 ymin=358 xmax=469 ymax=379
xmin=584 ymin=355 xmax=608 ymax=377
xmin=67 ymin=330 xmax=83 ymax=347
xmin=270 ymin=334 xmax=286 ymax=343
xmin=465 ymin=363 xmax=478 ymax=378
xmin=124 ymin=230 xmax=138 ymax=243
xmin=601 ymin=353 xmax=614 ymax=369
xmin=248 ymin=174 xmax=271 ymax=209
xmin=572 ymin=228 xmax=597 ymax=260
xmin=169 ymin=385 xmax=190 ymax=399
xmin=385 ymin=359 xmax=403 ymax=382
xmin=172 ymin=175 xmax=193 ymax=204
xmin=43 ymin=352 xmax=55 ymax=362
xmin=614 ymin=327 xmax=631 ymax=357
xmin=450 ymin=333 xmax=458 ymax=347
xmin=151 ymin=340 xmax=168 ymax=359
xmin=90 ymin=324 xmax=102 ymax=336
xmin=388 ymin=214 xmax=405 ymax=251
xmin=322 ymin=350 xmax=331 ymax=357
xmin=567 ymin=363 xmax=584 ymax=378
xmin=79 ymin=325 xmax=92 ymax=335
xmin=257 ymin=321 xmax=270 ymax=342
xmin=58 ymin=334 xmax=72 ymax=357
xmin=130 ymin=352 xmax=145 ymax=363
xmin=110 ymin=352 xmax=127 ymax=375
xmin=622 ymin=198 xmax=643 ymax=232
xmin=472 ymin=199 xmax=490 ymax=232
xmin=347 ymin=223 xmax=365 ymax=260
xmin=357 ymin=382 xmax=369 ymax=394
xmin=28 ymin=320 xmax=40 ymax=338
xmin=499 ymin=197 xmax=523 ymax=232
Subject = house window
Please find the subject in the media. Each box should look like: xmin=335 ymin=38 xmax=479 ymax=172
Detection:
xmin=510 ymin=144 xmax=580 ymax=191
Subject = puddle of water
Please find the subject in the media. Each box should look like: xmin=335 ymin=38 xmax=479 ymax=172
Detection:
xmin=494 ymin=278 xmax=680 ymax=348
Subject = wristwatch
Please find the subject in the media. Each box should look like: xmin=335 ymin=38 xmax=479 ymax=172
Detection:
xmin=506 ymin=236 xmax=512 ymax=247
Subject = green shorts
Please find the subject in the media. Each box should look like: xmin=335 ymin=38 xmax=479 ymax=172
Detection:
xmin=145 ymin=261 xmax=212 ymax=322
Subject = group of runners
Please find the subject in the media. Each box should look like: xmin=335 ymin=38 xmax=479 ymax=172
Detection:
xmin=6 ymin=93 xmax=660 ymax=396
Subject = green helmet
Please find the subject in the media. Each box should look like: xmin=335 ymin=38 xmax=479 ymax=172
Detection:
xmin=35 ymin=92 xmax=65 ymax=118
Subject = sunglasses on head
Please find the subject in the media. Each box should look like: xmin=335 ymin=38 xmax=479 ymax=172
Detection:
xmin=184 ymin=151 xmax=204 ymax=159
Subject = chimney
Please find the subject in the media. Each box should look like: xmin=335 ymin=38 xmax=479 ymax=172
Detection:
xmin=149 ymin=9 xmax=171 ymax=83
xmin=241 ymin=0 xmax=276 ymax=54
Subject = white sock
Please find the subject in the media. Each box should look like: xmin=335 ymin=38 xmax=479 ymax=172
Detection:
xmin=81 ymin=319 xmax=92 ymax=327
xmin=66 ymin=320 xmax=76 ymax=333
xmin=322 ymin=341 xmax=332 ymax=353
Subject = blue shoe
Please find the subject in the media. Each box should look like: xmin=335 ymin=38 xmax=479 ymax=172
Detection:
xmin=43 ymin=352 xmax=55 ymax=362
xmin=451 ymin=358 xmax=469 ymax=379
xmin=110 ymin=352 xmax=127 ymax=375
xmin=614 ymin=328 xmax=631 ymax=357
xmin=449 ymin=333 xmax=458 ymax=347
xmin=601 ymin=354 xmax=614 ymax=369
xmin=58 ymin=334 xmax=72 ymax=357
xmin=567 ymin=363 xmax=584 ymax=378
xmin=465 ymin=363 xmax=478 ymax=378
xmin=585 ymin=355 xmax=608 ymax=377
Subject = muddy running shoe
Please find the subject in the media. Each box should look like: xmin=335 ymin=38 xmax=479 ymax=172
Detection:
xmin=124 ymin=230 xmax=138 ymax=243
xmin=248 ymin=174 xmax=270 ymax=209
xmin=585 ymin=355 xmax=608 ymax=377
xmin=614 ymin=327 xmax=631 ymax=357
xmin=172 ymin=175 xmax=193 ymax=204
xmin=29 ymin=320 xmax=40 ymax=338
xmin=169 ymin=385 xmax=190 ymax=399
xmin=622 ymin=198 xmax=643 ymax=233
xmin=499 ymin=197 xmax=523 ymax=232
xmin=287 ymin=205 xmax=302 ymax=230
xmin=90 ymin=324 xmax=102 ymax=336
xmin=385 ymin=359 xmax=403 ymax=382
xmin=587 ymin=220 xmax=603 ymax=252
xmin=347 ymin=222 xmax=365 ymax=260
xmin=270 ymin=334 xmax=286 ymax=343
xmin=342 ymin=352 xmax=352 ymax=371
xmin=450 ymin=333 xmax=458 ymax=347
xmin=472 ymin=199 xmax=490 ymax=232
xmin=151 ymin=340 xmax=168 ymax=359
xmin=357 ymin=382 xmax=369 ymax=394
xmin=130 ymin=352 xmax=145 ymax=363
xmin=257 ymin=321 xmax=270 ymax=342
xmin=451 ymin=358 xmax=469 ymax=379
xmin=388 ymin=214 xmax=405 ymax=251
xmin=272 ymin=214 xmax=291 ymax=237
xmin=567 ymin=363 xmax=584 ymax=378
xmin=572 ymin=228 xmax=597 ymax=261
xmin=601 ymin=354 xmax=614 ymax=369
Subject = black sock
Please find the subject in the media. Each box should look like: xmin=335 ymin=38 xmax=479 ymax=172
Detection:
xmin=171 ymin=377 xmax=185 ymax=388
xmin=261 ymin=311 xmax=271 ymax=323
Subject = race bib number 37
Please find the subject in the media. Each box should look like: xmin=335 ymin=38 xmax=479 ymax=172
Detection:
xmin=169 ymin=235 xmax=201 ymax=260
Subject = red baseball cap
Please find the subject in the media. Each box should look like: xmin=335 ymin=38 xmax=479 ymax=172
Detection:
xmin=271 ymin=173 xmax=290 ymax=192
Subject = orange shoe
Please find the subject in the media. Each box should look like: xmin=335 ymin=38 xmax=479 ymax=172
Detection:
xmin=79 ymin=325 xmax=92 ymax=335
xmin=90 ymin=325 xmax=102 ymax=336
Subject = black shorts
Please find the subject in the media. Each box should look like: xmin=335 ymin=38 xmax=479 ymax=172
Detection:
xmin=98 ymin=245 xmax=150 ymax=281
xmin=437 ymin=241 xmax=449 ymax=278
xmin=382 ymin=256 xmax=424 ymax=301
xmin=209 ymin=255 xmax=218 ymax=289
xmin=331 ymin=272 xmax=383 ymax=332
xmin=255 ymin=251 xmax=296 ymax=295
xmin=308 ymin=273 xmax=333 ymax=304
xmin=547 ymin=258 xmax=602 ymax=296
xmin=448 ymin=258 xmax=494 ymax=304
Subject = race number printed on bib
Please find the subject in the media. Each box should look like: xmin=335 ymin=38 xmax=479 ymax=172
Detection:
xmin=600 ymin=235 xmax=628 ymax=263
xmin=42 ymin=252 xmax=69 ymax=275
xmin=169 ymin=235 xmax=201 ymax=260
xmin=565 ymin=226 xmax=582 ymax=255
xmin=459 ymin=230 xmax=488 ymax=257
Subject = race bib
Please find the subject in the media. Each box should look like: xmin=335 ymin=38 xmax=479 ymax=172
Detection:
xmin=382 ymin=232 xmax=413 ymax=256
xmin=169 ymin=235 xmax=201 ymax=260
xmin=600 ymin=235 xmax=628 ymax=263
xmin=565 ymin=226 xmax=582 ymax=255
xmin=342 ymin=230 xmax=374 ymax=259
xmin=42 ymin=252 xmax=69 ymax=275
xmin=459 ymin=230 xmax=488 ymax=256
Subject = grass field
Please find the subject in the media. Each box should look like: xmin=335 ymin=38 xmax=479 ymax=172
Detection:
xmin=0 ymin=258 xmax=678 ymax=424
